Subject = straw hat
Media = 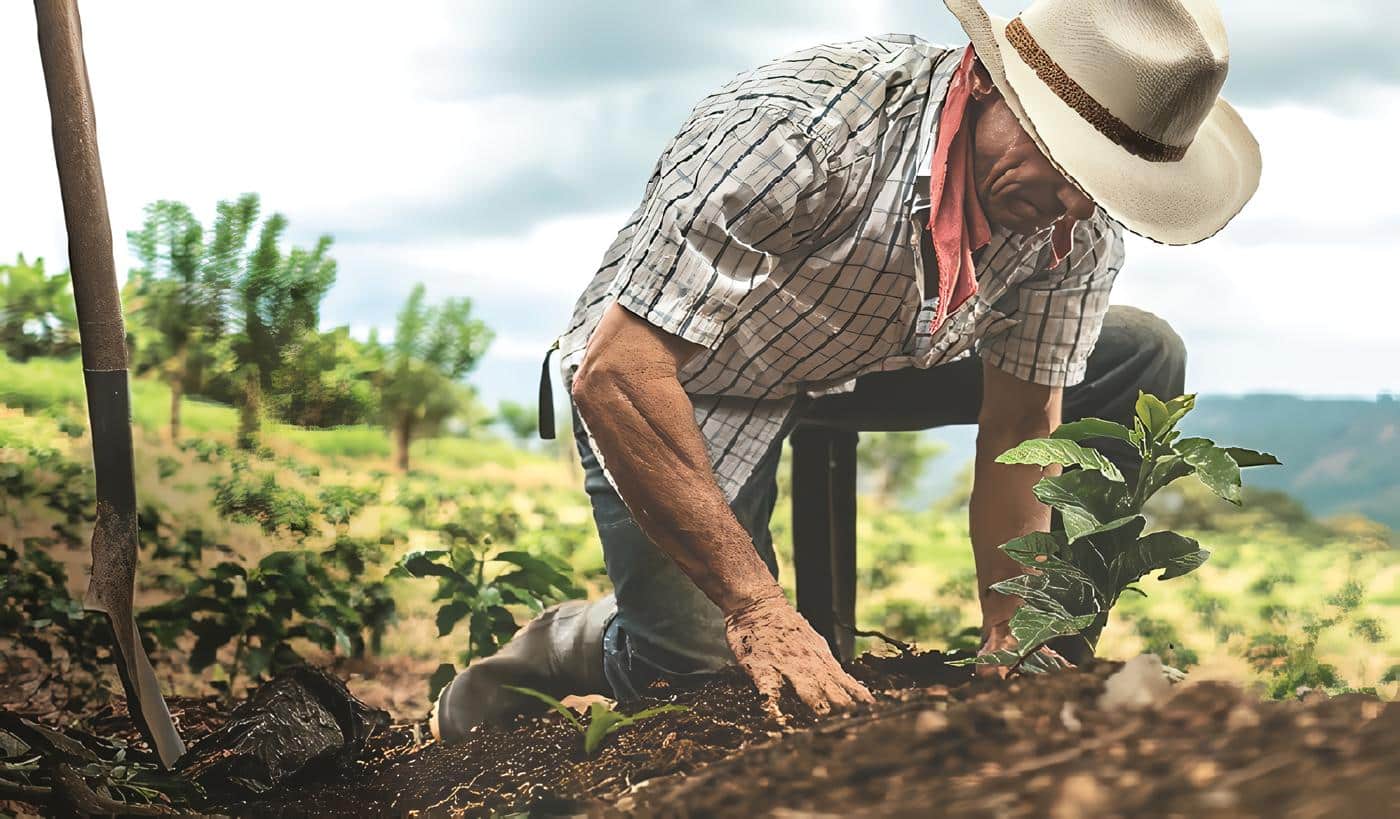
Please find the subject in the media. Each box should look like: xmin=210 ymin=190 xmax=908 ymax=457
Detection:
xmin=944 ymin=0 xmax=1261 ymax=245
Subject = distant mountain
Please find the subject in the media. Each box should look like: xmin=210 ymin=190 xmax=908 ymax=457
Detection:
xmin=909 ymin=394 xmax=1400 ymax=530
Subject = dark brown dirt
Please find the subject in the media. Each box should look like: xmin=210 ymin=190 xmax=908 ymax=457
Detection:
xmin=5 ymin=652 xmax=1397 ymax=817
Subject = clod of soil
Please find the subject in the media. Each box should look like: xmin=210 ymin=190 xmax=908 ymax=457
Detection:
xmin=177 ymin=665 xmax=388 ymax=802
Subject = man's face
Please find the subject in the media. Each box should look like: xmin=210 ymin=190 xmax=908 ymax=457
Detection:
xmin=970 ymin=79 xmax=1096 ymax=235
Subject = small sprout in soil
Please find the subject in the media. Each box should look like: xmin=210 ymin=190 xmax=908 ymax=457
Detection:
xmin=505 ymin=686 xmax=689 ymax=756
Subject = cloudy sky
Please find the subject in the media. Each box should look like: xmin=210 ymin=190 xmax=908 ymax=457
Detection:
xmin=3 ymin=1 xmax=1398 ymax=406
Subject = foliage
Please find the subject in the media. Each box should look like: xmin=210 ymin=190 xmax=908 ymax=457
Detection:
xmin=268 ymin=326 xmax=380 ymax=428
xmin=125 ymin=200 xmax=238 ymax=441
xmin=957 ymin=393 xmax=1281 ymax=672
xmin=375 ymin=283 xmax=493 ymax=470
xmin=857 ymin=431 xmax=944 ymax=504
xmin=494 ymin=399 xmax=539 ymax=442
xmin=0 ymin=255 xmax=78 ymax=362
xmin=318 ymin=483 xmax=380 ymax=529
xmin=394 ymin=510 xmax=581 ymax=697
xmin=210 ymin=471 xmax=317 ymax=537
xmin=140 ymin=542 xmax=395 ymax=693
xmin=0 ymin=438 xmax=94 ymax=546
xmin=1244 ymin=580 xmax=1388 ymax=698
xmin=0 ymin=542 xmax=111 ymax=703
xmin=505 ymin=686 xmax=689 ymax=756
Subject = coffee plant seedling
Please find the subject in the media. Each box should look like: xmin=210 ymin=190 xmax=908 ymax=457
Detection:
xmin=504 ymin=686 xmax=689 ymax=756
xmin=955 ymin=393 xmax=1280 ymax=673
xmin=140 ymin=544 xmax=396 ymax=693
xmin=396 ymin=512 xmax=581 ymax=699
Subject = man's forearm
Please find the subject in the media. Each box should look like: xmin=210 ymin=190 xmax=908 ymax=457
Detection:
xmin=969 ymin=363 xmax=1063 ymax=628
xmin=969 ymin=430 xmax=1056 ymax=625
xmin=572 ymin=354 xmax=780 ymax=616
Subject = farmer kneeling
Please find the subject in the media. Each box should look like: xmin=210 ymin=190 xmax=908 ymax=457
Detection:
xmin=433 ymin=0 xmax=1260 ymax=739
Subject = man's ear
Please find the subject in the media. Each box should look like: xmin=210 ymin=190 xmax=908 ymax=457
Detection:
xmin=968 ymin=58 xmax=999 ymax=102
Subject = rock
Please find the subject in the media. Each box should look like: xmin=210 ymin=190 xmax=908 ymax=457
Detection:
xmin=915 ymin=710 xmax=949 ymax=735
xmin=1098 ymin=654 xmax=1173 ymax=710
xmin=1059 ymin=702 xmax=1083 ymax=732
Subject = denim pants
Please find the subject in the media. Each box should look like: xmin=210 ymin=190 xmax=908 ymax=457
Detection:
xmin=578 ymin=305 xmax=1186 ymax=699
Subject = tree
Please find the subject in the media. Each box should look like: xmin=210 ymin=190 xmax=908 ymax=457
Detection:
xmin=378 ymin=284 xmax=492 ymax=471
xmin=857 ymin=431 xmax=944 ymax=504
xmin=495 ymin=399 xmax=539 ymax=442
xmin=0 ymin=254 xmax=78 ymax=361
xmin=269 ymin=325 xmax=380 ymax=428
xmin=223 ymin=196 xmax=337 ymax=448
xmin=126 ymin=201 xmax=236 ymax=440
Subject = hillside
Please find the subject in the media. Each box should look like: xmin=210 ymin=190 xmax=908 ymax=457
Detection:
xmin=915 ymin=394 xmax=1400 ymax=530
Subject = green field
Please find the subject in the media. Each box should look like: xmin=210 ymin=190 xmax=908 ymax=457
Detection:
xmin=2 ymin=354 xmax=1396 ymax=710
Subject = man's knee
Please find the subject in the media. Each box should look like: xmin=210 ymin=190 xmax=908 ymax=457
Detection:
xmin=1101 ymin=305 xmax=1187 ymax=395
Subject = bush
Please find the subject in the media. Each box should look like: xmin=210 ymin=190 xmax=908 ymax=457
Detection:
xmin=395 ymin=509 xmax=582 ymax=698
xmin=210 ymin=471 xmax=317 ymax=537
xmin=140 ymin=543 xmax=395 ymax=693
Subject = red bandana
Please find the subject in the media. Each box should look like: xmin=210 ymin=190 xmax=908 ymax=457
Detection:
xmin=926 ymin=47 xmax=1076 ymax=334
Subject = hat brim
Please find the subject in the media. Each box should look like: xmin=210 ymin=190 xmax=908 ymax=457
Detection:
xmin=944 ymin=0 xmax=1262 ymax=246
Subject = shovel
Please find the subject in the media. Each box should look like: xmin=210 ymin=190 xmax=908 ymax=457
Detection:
xmin=33 ymin=0 xmax=185 ymax=769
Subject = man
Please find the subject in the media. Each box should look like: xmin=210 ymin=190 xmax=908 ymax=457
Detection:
xmin=434 ymin=0 xmax=1259 ymax=738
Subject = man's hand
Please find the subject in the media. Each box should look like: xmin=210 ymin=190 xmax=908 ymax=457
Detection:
xmin=724 ymin=587 xmax=874 ymax=717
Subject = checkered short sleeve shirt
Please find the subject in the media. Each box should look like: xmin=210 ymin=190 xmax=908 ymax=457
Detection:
xmin=558 ymin=36 xmax=1124 ymax=500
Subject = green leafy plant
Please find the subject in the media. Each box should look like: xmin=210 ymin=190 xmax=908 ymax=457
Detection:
xmin=1245 ymin=579 xmax=1387 ymax=698
xmin=504 ymin=686 xmax=688 ymax=755
xmin=140 ymin=544 xmax=395 ymax=693
xmin=0 ymin=541 xmax=111 ymax=704
xmin=956 ymin=393 xmax=1280 ymax=672
xmin=318 ymin=484 xmax=380 ymax=529
xmin=395 ymin=509 xmax=581 ymax=698
xmin=210 ymin=470 xmax=317 ymax=537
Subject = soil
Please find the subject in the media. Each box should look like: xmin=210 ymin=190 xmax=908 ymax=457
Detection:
xmin=4 ymin=651 xmax=1396 ymax=817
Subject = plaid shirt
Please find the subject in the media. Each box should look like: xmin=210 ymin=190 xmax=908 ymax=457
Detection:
xmin=558 ymin=36 xmax=1124 ymax=501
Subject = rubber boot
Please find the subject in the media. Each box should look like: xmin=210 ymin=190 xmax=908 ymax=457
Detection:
xmin=432 ymin=595 xmax=615 ymax=742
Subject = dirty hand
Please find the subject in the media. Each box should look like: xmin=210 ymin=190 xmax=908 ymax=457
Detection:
xmin=724 ymin=587 xmax=874 ymax=719
xmin=976 ymin=619 xmax=1072 ymax=679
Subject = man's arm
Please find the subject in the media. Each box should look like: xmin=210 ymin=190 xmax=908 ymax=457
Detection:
xmin=572 ymin=303 xmax=873 ymax=716
xmin=969 ymin=360 xmax=1062 ymax=657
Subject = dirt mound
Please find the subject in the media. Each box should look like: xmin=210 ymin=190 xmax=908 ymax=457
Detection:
xmin=233 ymin=655 xmax=1394 ymax=817
xmin=5 ymin=653 xmax=1394 ymax=817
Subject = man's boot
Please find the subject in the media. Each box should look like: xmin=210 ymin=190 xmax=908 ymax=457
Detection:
xmin=432 ymin=595 xmax=615 ymax=742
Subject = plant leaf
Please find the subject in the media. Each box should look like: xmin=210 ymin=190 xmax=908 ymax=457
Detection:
xmin=1112 ymin=530 xmax=1210 ymax=588
xmin=429 ymin=663 xmax=457 ymax=702
xmin=435 ymin=600 xmax=472 ymax=637
xmin=1224 ymin=447 xmax=1281 ymax=468
xmin=505 ymin=685 xmax=584 ymax=734
xmin=1051 ymin=418 xmax=1133 ymax=444
xmin=1033 ymin=471 xmax=1133 ymax=539
xmin=1135 ymin=392 xmax=1172 ymax=438
xmin=584 ymin=702 xmax=627 ymax=755
xmin=1162 ymin=394 xmax=1197 ymax=430
xmin=996 ymin=439 xmax=1124 ymax=482
xmin=1177 ymin=437 xmax=1243 ymax=505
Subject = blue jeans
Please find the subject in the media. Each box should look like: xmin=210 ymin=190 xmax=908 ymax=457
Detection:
xmin=578 ymin=305 xmax=1186 ymax=698
xmin=576 ymin=409 xmax=790 ymax=701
